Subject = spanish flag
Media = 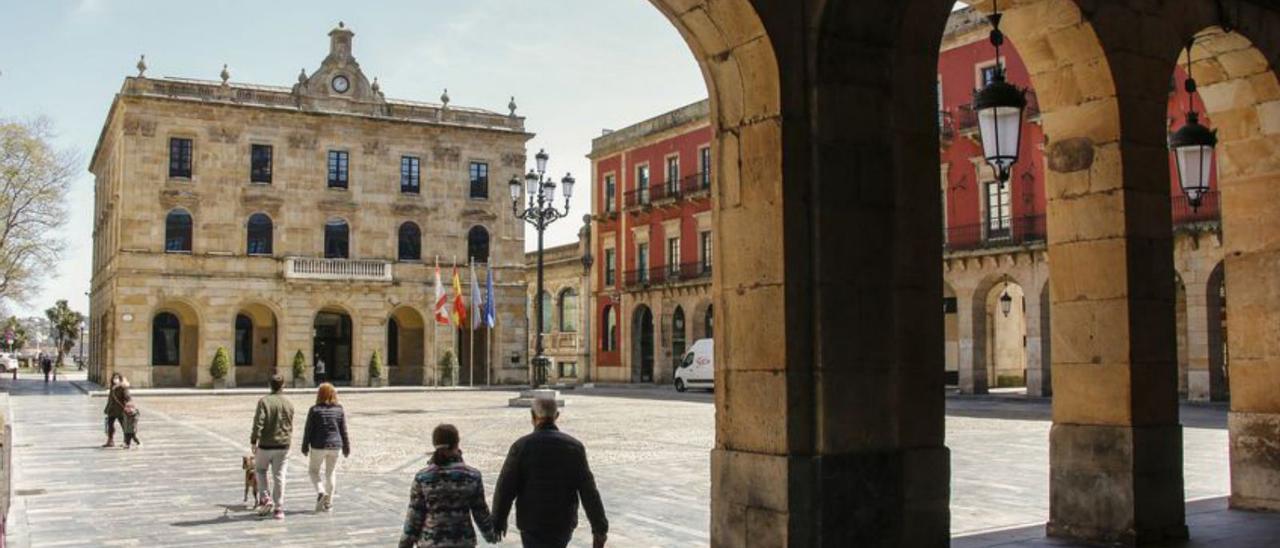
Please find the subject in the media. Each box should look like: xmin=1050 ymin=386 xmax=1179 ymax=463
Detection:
xmin=451 ymin=266 xmax=467 ymax=326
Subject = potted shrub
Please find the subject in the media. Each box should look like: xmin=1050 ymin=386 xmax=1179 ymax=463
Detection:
xmin=291 ymin=350 xmax=308 ymax=388
xmin=369 ymin=350 xmax=386 ymax=387
xmin=437 ymin=350 xmax=456 ymax=386
xmin=210 ymin=347 xmax=230 ymax=389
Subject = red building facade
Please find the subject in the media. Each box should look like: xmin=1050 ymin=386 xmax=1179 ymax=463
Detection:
xmin=588 ymin=100 xmax=714 ymax=384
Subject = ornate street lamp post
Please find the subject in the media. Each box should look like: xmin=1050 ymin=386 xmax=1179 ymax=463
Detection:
xmin=973 ymin=0 xmax=1028 ymax=186
xmin=509 ymin=149 xmax=574 ymax=387
xmin=1170 ymin=40 xmax=1217 ymax=211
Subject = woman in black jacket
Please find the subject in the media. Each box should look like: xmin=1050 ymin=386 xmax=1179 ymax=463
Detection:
xmin=302 ymin=382 xmax=350 ymax=512
xmin=102 ymin=373 xmax=130 ymax=447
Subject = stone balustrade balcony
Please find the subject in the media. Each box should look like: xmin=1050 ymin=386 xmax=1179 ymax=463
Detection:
xmin=284 ymin=257 xmax=393 ymax=282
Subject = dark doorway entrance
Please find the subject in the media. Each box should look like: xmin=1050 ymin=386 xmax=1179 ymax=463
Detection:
xmin=457 ymin=327 xmax=490 ymax=386
xmin=313 ymin=310 xmax=352 ymax=385
xmin=633 ymin=306 xmax=654 ymax=383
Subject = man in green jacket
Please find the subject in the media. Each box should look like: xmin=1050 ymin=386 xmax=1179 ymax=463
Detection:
xmin=250 ymin=374 xmax=294 ymax=520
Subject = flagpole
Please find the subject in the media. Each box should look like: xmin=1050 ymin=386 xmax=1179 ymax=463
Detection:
xmin=469 ymin=258 xmax=476 ymax=388
xmin=432 ymin=256 xmax=439 ymax=387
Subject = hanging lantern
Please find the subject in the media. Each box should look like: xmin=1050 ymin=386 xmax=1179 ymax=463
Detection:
xmin=1000 ymin=290 xmax=1013 ymax=317
xmin=1170 ymin=41 xmax=1216 ymax=211
xmin=973 ymin=3 xmax=1027 ymax=184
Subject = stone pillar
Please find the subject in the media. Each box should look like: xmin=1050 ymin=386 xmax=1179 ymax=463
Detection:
xmin=1223 ymin=187 xmax=1280 ymax=513
xmin=1024 ymin=285 xmax=1050 ymax=397
xmin=956 ymin=292 xmax=988 ymax=394
xmin=1184 ymin=274 xmax=1212 ymax=401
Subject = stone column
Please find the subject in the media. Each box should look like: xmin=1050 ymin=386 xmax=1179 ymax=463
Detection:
xmin=1024 ymin=284 xmax=1050 ymax=397
xmin=956 ymin=292 xmax=988 ymax=394
xmin=1184 ymin=273 xmax=1212 ymax=401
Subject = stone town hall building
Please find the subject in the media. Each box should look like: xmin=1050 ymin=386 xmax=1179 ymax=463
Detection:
xmin=87 ymin=24 xmax=531 ymax=388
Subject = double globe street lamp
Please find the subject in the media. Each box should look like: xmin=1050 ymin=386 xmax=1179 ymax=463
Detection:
xmin=509 ymin=149 xmax=574 ymax=388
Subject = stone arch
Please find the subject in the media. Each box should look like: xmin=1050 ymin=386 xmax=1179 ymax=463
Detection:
xmin=1154 ymin=12 xmax=1280 ymax=512
xmin=631 ymin=304 xmax=656 ymax=383
xmin=976 ymin=275 xmax=1029 ymax=390
xmin=387 ymin=305 xmax=427 ymax=386
xmin=232 ymin=300 xmax=279 ymax=386
xmin=151 ymin=299 xmax=201 ymax=387
xmin=313 ymin=303 xmax=357 ymax=385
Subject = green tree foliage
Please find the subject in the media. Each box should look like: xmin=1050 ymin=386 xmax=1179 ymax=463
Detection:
xmin=369 ymin=349 xmax=383 ymax=379
xmin=0 ymin=118 xmax=77 ymax=306
xmin=1 ymin=316 xmax=29 ymax=352
xmin=292 ymin=349 xmax=306 ymax=378
xmin=210 ymin=346 xmax=230 ymax=379
xmin=43 ymin=299 xmax=83 ymax=368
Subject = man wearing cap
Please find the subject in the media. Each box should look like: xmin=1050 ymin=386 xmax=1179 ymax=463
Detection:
xmin=493 ymin=397 xmax=608 ymax=548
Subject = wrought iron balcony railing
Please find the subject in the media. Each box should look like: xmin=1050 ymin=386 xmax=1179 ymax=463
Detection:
xmin=623 ymin=173 xmax=711 ymax=210
xmin=1172 ymin=190 xmax=1220 ymax=225
xmin=623 ymin=261 xmax=712 ymax=288
xmin=944 ymin=214 xmax=1046 ymax=252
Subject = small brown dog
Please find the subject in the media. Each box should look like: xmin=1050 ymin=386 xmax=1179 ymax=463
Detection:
xmin=242 ymin=455 xmax=259 ymax=508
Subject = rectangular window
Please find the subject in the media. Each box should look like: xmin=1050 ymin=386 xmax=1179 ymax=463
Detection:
xmin=637 ymin=165 xmax=650 ymax=204
xmin=401 ymin=156 xmax=421 ymax=193
xmin=604 ymin=174 xmax=616 ymax=213
xmin=327 ymin=150 xmax=349 ymax=189
xmin=980 ymin=64 xmax=999 ymax=87
xmin=250 ymin=144 xmax=273 ymax=184
xmin=700 ymin=230 xmax=712 ymax=271
xmin=699 ymin=147 xmax=711 ymax=188
xmin=559 ymin=361 xmax=577 ymax=378
xmin=666 ymin=156 xmax=680 ymax=193
xmin=985 ymin=181 xmax=1011 ymax=239
xmin=169 ymin=138 xmax=193 ymax=178
xmin=637 ymin=243 xmax=649 ymax=283
xmin=469 ymin=161 xmax=489 ymax=199
xmin=604 ymin=248 xmax=616 ymax=286
xmin=667 ymin=236 xmax=681 ymax=275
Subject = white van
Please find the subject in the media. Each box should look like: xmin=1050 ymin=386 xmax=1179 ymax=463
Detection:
xmin=674 ymin=338 xmax=714 ymax=392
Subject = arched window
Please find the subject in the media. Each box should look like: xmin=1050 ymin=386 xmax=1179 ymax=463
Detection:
xmin=602 ymin=305 xmax=618 ymax=352
xmin=468 ymin=226 xmax=490 ymax=264
xmin=672 ymin=306 xmax=687 ymax=362
xmin=387 ymin=317 xmax=400 ymax=366
xmin=324 ymin=218 xmax=349 ymax=259
xmin=234 ymin=314 xmax=253 ymax=366
xmin=165 ymin=209 xmax=193 ymax=252
xmin=538 ymin=291 xmax=553 ymax=332
xmin=398 ymin=222 xmax=421 ymax=261
xmin=247 ymin=213 xmax=273 ymax=255
xmin=558 ymin=289 xmax=578 ymax=332
xmin=152 ymin=312 xmax=181 ymax=365
xmin=704 ymin=304 xmax=714 ymax=339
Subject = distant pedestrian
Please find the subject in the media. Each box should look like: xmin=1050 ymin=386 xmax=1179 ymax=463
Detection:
xmin=314 ymin=357 xmax=327 ymax=385
xmin=250 ymin=374 xmax=295 ymax=520
xmin=40 ymin=353 xmax=51 ymax=383
xmin=302 ymin=382 xmax=349 ymax=513
xmin=102 ymin=373 xmax=130 ymax=448
xmin=492 ymin=398 xmax=608 ymax=548
xmin=399 ymin=424 xmax=497 ymax=548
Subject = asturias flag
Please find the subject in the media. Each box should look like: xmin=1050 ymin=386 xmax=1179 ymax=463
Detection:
xmin=483 ymin=263 xmax=497 ymax=328
xmin=470 ymin=262 xmax=483 ymax=330
xmin=433 ymin=264 xmax=450 ymax=325
xmin=451 ymin=267 xmax=467 ymax=327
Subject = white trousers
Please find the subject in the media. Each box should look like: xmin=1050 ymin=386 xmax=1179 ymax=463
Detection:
xmin=308 ymin=449 xmax=341 ymax=497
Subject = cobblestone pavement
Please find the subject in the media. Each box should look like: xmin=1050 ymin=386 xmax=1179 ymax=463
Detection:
xmin=2 ymin=376 xmax=1232 ymax=547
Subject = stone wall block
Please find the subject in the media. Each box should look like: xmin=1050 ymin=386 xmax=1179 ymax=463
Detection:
xmin=716 ymin=369 xmax=788 ymax=454
xmin=1229 ymin=411 xmax=1280 ymax=511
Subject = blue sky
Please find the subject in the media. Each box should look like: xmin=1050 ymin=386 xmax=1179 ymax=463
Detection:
xmin=0 ymin=0 xmax=707 ymax=317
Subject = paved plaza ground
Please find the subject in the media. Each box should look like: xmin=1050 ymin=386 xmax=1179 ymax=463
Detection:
xmin=0 ymin=373 xmax=1259 ymax=547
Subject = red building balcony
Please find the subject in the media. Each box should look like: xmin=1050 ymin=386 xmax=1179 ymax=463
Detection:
xmin=945 ymin=214 xmax=1046 ymax=252
xmin=1172 ymin=190 xmax=1220 ymax=225
xmin=623 ymin=173 xmax=711 ymax=211
xmin=623 ymin=261 xmax=712 ymax=289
